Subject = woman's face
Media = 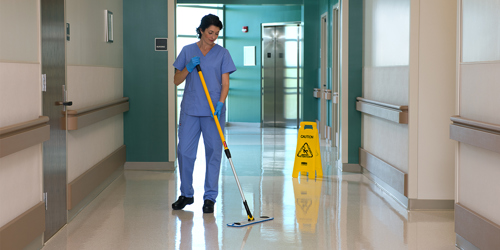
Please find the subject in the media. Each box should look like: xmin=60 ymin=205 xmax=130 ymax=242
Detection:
xmin=200 ymin=25 xmax=220 ymax=45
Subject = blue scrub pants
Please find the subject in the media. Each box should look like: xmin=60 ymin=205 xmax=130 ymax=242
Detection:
xmin=177 ymin=110 xmax=226 ymax=202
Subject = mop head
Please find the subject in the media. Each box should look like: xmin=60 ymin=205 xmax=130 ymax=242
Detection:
xmin=227 ymin=216 xmax=274 ymax=227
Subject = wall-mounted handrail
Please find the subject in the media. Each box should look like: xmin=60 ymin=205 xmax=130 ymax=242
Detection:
xmin=0 ymin=116 xmax=50 ymax=158
xmin=0 ymin=116 xmax=49 ymax=136
xmin=356 ymin=97 xmax=408 ymax=124
xmin=356 ymin=97 xmax=408 ymax=110
xmin=451 ymin=116 xmax=500 ymax=132
xmin=313 ymin=88 xmax=321 ymax=98
xmin=66 ymin=97 xmax=129 ymax=115
xmin=450 ymin=116 xmax=500 ymax=154
xmin=62 ymin=97 xmax=129 ymax=130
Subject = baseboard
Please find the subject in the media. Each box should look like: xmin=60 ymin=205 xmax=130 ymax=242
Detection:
xmin=225 ymin=122 xmax=261 ymax=128
xmin=0 ymin=202 xmax=45 ymax=250
xmin=68 ymin=166 xmax=124 ymax=221
xmin=408 ymin=199 xmax=454 ymax=210
xmin=362 ymin=168 xmax=409 ymax=209
xmin=67 ymin=145 xmax=126 ymax=210
xmin=24 ymin=234 xmax=43 ymax=250
xmin=455 ymin=203 xmax=500 ymax=250
xmin=359 ymin=148 xmax=407 ymax=197
xmin=124 ymin=161 xmax=176 ymax=171
xmin=456 ymin=234 xmax=480 ymax=250
xmin=341 ymin=163 xmax=362 ymax=173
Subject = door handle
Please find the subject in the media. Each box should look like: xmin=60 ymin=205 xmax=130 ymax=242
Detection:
xmin=58 ymin=85 xmax=70 ymax=111
xmin=55 ymin=101 xmax=73 ymax=106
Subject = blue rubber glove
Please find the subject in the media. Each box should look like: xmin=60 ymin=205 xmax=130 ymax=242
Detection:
xmin=212 ymin=101 xmax=224 ymax=120
xmin=186 ymin=56 xmax=200 ymax=73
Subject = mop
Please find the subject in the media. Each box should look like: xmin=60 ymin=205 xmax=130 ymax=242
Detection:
xmin=196 ymin=65 xmax=274 ymax=227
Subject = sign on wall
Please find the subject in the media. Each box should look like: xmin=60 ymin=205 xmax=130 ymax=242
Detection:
xmin=155 ymin=38 xmax=167 ymax=51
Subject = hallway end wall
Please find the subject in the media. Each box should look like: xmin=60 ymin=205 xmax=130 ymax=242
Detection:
xmin=225 ymin=5 xmax=302 ymax=123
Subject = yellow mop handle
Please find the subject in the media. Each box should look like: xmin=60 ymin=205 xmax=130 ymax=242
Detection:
xmin=195 ymin=65 xmax=254 ymax=221
xmin=195 ymin=65 xmax=228 ymax=150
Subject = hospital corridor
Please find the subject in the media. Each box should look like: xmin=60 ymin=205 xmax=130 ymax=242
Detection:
xmin=40 ymin=126 xmax=456 ymax=249
xmin=2 ymin=0 xmax=500 ymax=249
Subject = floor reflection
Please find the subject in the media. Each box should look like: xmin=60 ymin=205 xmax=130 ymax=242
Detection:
xmin=41 ymin=126 xmax=456 ymax=250
xmin=293 ymin=177 xmax=322 ymax=233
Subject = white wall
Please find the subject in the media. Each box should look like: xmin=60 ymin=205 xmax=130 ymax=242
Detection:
xmin=461 ymin=0 xmax=500 ymax=63
xmin=0 ymin=0 xmax=42 ymax=227
xmin=457 ymin=0 xmax=500 ymax=226
xmin=413 ymin=0 xmax=456 ymax=200
xmin=363 ymin=0 xmax=456 ymax=202
xmin=65 ymin=0 xmax=123 ymax=183
xmin=362 ymin=0 xmax=410 ymax=173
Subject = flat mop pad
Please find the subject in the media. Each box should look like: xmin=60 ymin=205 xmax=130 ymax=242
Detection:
xmin=227 ymin=216 xmax=274 ymax=227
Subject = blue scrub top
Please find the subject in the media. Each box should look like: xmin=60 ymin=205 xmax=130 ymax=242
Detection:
xmin=174 ymin=43 xmax=236 ymax=116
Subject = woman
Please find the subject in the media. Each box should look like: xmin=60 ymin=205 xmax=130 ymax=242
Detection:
xmin=172 ymin=14 xmax=236 ymax=213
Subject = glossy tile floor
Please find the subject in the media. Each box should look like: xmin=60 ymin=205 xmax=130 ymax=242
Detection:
xmin=42 ymin=126 xmax=457 ymax=250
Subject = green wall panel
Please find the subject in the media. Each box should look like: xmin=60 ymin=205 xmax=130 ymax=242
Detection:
xmin=179 ymin=0 xmax=302 ymax=4
xmin=348 ymin=0 xmax=363 ymax=163
xmin=302 ymin=0 xmax=321 ymax=122
xmin=123 ymin=0 xmax=169 ymax=162
xmin=225 ymin=5 xmax=302 ymax=123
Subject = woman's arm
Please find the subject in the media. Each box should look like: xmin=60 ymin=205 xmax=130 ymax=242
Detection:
xmin=174 ymin=68 xmax=189 ymax=86
xmin=219 ymin=73 xmax=230 ymax=103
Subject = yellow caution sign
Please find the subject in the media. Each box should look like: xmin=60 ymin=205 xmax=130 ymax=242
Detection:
xmin=293 ymin=122 xmax=323 ymax=179
xmin=293 ymin=177 xmax=322 ymax=233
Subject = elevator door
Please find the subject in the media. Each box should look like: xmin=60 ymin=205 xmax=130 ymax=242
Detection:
xmin=41 ymin=0 xmax=68 ymax=241
xmin=262 ymin=24 xmax=301 ymax=128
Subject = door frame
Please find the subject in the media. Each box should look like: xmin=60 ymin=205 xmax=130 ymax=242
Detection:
xmin=41 ymin=0 xmax=68 ymax=242
xmin=320 ymin=12 xmax=328 ymax=139
xmin=332 ymin=5 xmax=340 ymax=153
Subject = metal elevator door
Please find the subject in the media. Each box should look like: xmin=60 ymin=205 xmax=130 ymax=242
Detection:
xmin=262 ymin=24 xmax=301 ymax=128
xmin=41 ymin=0 xmax=68 ymax=241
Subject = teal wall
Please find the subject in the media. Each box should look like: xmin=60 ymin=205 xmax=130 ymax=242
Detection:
xmin=347 ymin=0 xmax=362 ymax=163
xmin=178 ymin=0 xmax=302 ymax=4
xmin=121 ymin=0 xmax=362 ymax=165
xmin=320 ymin=0 xmax=339 ymax=128
xmin=225 ymin=5 xmax=302 ymax=123
xmin=302 ymin=1 xmax=321 ymax=123
xmin=123 ymin=0 xmax=170 ymax=162
xmin=314 ymin=0 xmax=362 ymax=164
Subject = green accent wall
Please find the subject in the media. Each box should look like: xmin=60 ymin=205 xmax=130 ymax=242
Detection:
xmin=302 ymin=0 xmax=321 ymax=122
xmin=347 ymin=0 xmax=363 ymax=163
xmin=123 ymin=0 xmax=169 ymax=162
xmin=225 ymin=5 xmax=302 ymax=123
xmin=121 ymin=0 xmax=362 ymax=165
xmin=178 ymin=0 xmax=302 ymax=4
xmin=315 ymin=0 xmax=362 ymax=164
